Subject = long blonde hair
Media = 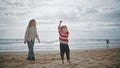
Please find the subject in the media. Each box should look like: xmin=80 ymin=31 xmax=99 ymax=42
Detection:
xmin=27 ymin=19 xmax=36 ymax=28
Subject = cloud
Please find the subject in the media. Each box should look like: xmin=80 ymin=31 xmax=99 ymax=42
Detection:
xmin=0 ymin=0 xmax=120 ymax=39
xmin=0 ymin=0 xmax=119 ymax=22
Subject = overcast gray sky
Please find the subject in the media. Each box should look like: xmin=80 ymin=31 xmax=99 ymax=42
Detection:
xmin=0 ymin=0 xmax=120 ymax=39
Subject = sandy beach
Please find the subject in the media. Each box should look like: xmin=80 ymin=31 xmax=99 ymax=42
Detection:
xmin=0 ymin=48 xmax=120 ymax=68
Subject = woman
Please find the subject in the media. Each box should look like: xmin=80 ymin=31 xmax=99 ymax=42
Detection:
xmin=24 ymin=19 xmax=40 ymax=61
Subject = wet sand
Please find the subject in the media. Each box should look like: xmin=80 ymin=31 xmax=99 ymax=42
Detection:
xmin=0 ymin=48 xmax=120 ymax=68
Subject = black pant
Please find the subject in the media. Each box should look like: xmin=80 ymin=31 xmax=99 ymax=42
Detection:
xmin=60 ymin=43 xmax=70 ymax=60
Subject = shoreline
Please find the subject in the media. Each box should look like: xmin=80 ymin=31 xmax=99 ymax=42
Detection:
xmin=0 ymin=47 xmax=119 ymax=54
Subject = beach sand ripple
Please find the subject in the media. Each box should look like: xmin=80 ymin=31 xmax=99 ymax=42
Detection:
xmin=0 ymin=48 xmax=120 ymax=68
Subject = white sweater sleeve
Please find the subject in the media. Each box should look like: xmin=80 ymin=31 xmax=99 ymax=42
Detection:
xmin=35 ymin=28 xmax=40 ymax=41
xmin=24 ymin=28 xmax=29 ymax=42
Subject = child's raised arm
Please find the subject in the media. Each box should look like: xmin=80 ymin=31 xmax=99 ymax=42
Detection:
xmin=58 ymin=20 xmax=62 ymax=31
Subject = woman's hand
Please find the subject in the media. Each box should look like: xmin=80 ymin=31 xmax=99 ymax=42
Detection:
xmin=38 ymin=40 xmax=40 ymax=43
xmin=24 ymin=41 xmax=26 ymax=44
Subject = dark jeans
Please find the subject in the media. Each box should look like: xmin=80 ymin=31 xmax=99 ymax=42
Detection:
xmin=60 ymin=43 xmax=70 ymax=60
xmin=27 ymin=40 xmax=35 ymax=60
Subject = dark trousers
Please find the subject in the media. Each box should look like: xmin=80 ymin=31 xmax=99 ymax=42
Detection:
xmin=60 ymin=43 xmax=70 ymax=60
xmin=27 ymin=40 xmax=35 ymax=60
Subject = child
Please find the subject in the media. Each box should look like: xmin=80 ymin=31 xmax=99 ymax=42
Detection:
xmin=58 ymin=20 xmax=71 ymax=64
xmin=24 ymin=19 xmax=40 ymax=61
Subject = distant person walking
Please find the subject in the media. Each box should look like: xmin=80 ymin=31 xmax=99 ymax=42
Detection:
xmin=106 ymin=39 xmax=110 ymax=48
xmin=24 ymin=19 xmax=40 ymax=61
xmin=58 ymin=20 xmax=71 ymax=64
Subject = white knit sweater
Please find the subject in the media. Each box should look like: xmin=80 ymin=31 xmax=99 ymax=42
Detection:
xmin=24 ymin=27 xmax=39 ymax=42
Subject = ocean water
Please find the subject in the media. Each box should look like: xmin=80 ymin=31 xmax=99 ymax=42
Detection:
xmin=0 ymin=39 xmax=120 ymax=52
